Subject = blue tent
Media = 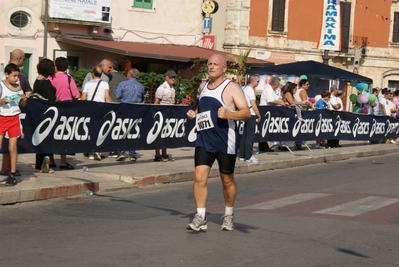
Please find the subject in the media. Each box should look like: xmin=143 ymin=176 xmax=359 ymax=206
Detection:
xmin=247 ymin=60 xmax=372 ymax=83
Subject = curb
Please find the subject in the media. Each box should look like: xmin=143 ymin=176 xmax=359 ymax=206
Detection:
xmin=0 ymin=182 xmax=98 ymax=205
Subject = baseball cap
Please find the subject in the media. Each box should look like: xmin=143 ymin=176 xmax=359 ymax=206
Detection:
xmin=166 ymin=70 xmax=177 ymax=78
xmin=299 ymin=75 xmax=308 ymax=81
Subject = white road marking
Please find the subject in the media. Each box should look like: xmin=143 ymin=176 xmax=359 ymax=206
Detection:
xmin=314 ymin=196 xmax=399 ymax=217
xmin=239 ymin=193 xmax=331 ymax=210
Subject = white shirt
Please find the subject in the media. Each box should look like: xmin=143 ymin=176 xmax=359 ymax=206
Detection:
xmin=260 ymin=83 xmax=280 ymax=106
xmin=83 ymin=79 xmax=109 ymax=102
xmin=155 ymin=81 xmax=175 ymax=105
xmin=294 ymin=88 xmax=308 ymax=103
xmin=387 ymin=100 xmax=396 ymax=115
xmin=329 ymin=95 xmax=342 ymax=111
xmin=242 ymin=85 xmax=256 ymax=116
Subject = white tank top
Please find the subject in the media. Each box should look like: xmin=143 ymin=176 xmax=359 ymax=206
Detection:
xmin=0 ymin=82 xmax=23 ymax=116
xmin=294 ymin=88 xmax=307 ymax=103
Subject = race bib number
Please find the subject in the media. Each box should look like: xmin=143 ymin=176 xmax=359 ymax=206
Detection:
xmin=196 ymin=110 xmax=214 ymax=131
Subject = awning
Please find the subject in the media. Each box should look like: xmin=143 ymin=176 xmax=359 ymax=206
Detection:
xmin=56 ymin=37 xmax=271 ymax=66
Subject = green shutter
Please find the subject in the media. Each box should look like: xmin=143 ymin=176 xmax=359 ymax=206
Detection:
xmin=133 ymin=0 xmax=153 ymax=9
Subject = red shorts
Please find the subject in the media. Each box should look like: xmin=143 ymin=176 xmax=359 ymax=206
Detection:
xmin=0 ymin=115 xmax=22 ymax=138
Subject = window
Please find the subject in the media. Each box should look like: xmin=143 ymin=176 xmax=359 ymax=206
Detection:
xmin=340 ymin=2 xmax=351 ymax=53
xmin=133 ymin=0 xmax=153 ymax=9
xmin=393 ymin=12 xmax=399 ymax=42
xmin=10 ymin=11 xmax=30 ymax=29
xmin=271 ymin=0 xmax=285 ymax=32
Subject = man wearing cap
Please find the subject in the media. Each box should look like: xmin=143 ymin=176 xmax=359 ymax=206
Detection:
xmin=153 ymin=70 xmax=177 ymax=162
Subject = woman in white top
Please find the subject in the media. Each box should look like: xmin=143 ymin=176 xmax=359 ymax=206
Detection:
xmin=293 ymin=79 xmax=312 ymax=109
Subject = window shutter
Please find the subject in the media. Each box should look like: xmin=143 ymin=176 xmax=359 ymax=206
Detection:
xmin=271 ymin=0 xmax=285 ymax=32
xmin=134 ymin=0 xmax=152 ymax=9
xmin=340 ymin=2 xmax=351 ymax=53
xmin=393 ymin=12 xmax=399 ymax=42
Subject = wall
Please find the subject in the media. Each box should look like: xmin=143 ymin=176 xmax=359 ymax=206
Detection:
xmin=0 ymin=0 xmax=204 ymax=84
xmin=224 ymin=0 xmax=399 ymax=88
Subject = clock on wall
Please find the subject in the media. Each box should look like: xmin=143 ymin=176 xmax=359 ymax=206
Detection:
xmin=201 ymin=0 xmax=219 ymax=14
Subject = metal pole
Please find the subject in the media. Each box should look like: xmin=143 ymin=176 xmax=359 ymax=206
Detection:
xmin=322 ymin=50 xmax=329 ymax=65
xmin=43 ymin=0 xmax=48 ymax=58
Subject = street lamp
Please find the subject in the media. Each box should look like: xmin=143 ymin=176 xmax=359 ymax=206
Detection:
xmin=43 ymin=0 xmax=48 ymax=58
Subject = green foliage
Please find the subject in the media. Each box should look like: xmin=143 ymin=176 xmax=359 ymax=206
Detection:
xmin=69 ymin=67 xmax=91 ymax=89
xmin=137 ymin=72 xmax=165 ymax=88
xmin=69 ymin=66 xmax=208 ymax=104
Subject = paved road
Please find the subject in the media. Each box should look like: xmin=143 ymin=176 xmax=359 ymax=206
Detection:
xmin=2 ymin=141 xmax=399 ymax=205
xmin=0 ymin=153 xmax=397 ymax=267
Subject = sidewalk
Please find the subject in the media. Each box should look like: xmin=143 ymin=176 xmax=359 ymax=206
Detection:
xmin=1 ymin=141 xmax=398 ymax=205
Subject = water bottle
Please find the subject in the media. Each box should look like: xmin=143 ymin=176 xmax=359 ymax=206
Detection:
xmin=83 ymin=166 xmax=89 ymax=172
xmin=86 ymin=190 xmax=94 ymax=196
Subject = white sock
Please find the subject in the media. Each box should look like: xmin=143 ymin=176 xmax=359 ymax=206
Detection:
xmin=197 ymin=208 xmax=206 ymax=219
xmin=225 ymin=206 xmax=234 ymax=215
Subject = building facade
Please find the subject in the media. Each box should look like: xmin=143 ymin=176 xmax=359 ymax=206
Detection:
xmin=220 ymin=0 xmax=399 ymax=89
xmin=0 ymin=0 xmax=207 ymax=83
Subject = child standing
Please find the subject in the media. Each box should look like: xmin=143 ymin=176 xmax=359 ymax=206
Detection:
xmin=0 ymin=63 xmax=27 ymax=186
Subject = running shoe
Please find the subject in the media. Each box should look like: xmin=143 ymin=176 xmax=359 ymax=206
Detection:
xmin=221 ymin=214 xmax=234 ymax=231
xmin=245 ymin=156 xmax=260 ymax=163
xmin=187 ymin=214 xmax=207 ymax=231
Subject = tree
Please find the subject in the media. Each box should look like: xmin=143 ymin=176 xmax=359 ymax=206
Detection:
xmin=227 ymin=48 xmax=252 ymax=86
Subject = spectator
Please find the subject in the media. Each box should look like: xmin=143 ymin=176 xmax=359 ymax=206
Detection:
xmin=258 ymin=76 xmax=283 ymax=152
xmin=328 ymin=85 xmax=344 ymax=148
xmin=282 ymin=82 xmax=301 ymax=105
xmin=0 ymin=49 xmax=32 ymax=176
xmin=108 ymin=61 xmax=127 ymax=103
xmin=293 ymin=79 xmax=312 ymax=109
xmin=238 ymin=74 xmax=261 ymax=163
xmin=153 ymin=70 xmax=176 ymax=162
xmin=48 ymin=57 xmax=80 ymax=170
xmin=81 ymin=59 xmax=112 ymax=89
xmin=0 ymin=63 xmax=27 ymax=185
xmin=260 ymin=77 xmax=292 ymax=151
xmin=33 ymin=58 xmax=57 ymax=173
xmin=81 ymin=67 xmax=112 ymax=160
xmin=315 ymin=90 xmax=331 ymax=149
xmin=114 ymin=68 xmax=145 ymax=161
xmin=370 ymin=88 xmax=382 ymax=116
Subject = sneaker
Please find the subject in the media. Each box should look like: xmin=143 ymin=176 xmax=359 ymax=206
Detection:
xmin=315 ymin=144 xmax=325 ymax=149
xmin=221 ymin=214 xmax=234 ymax=231
xmin=245 ymin=156 xmax=260 ymax=163
xmin=88 ymin=155 xmax=94 ymax=160
xmin=389 ymin=139 xmax=396 ymax=144
xmin=128 ymin=155 xmax=137 ymax=162
xmin=238 ymin=157 xmax=245 ymax=161
xmin=187 ymin=214 xmax=207 ymax=231
xmin=5 ymin=173 xmax=17 ymax=186
xmin=93 ymin=152 xmax=101 ymax=161
xmin=41 ymin=156 xmax=50 ymax=173
xmin=108 ymin=151 xmax=119 ymax=158
xmin=116 ymin=154 xmax=125 ymax=161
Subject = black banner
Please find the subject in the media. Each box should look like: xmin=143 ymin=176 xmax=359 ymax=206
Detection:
xmin=2 ymin=99 xmax=399 ymax=153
